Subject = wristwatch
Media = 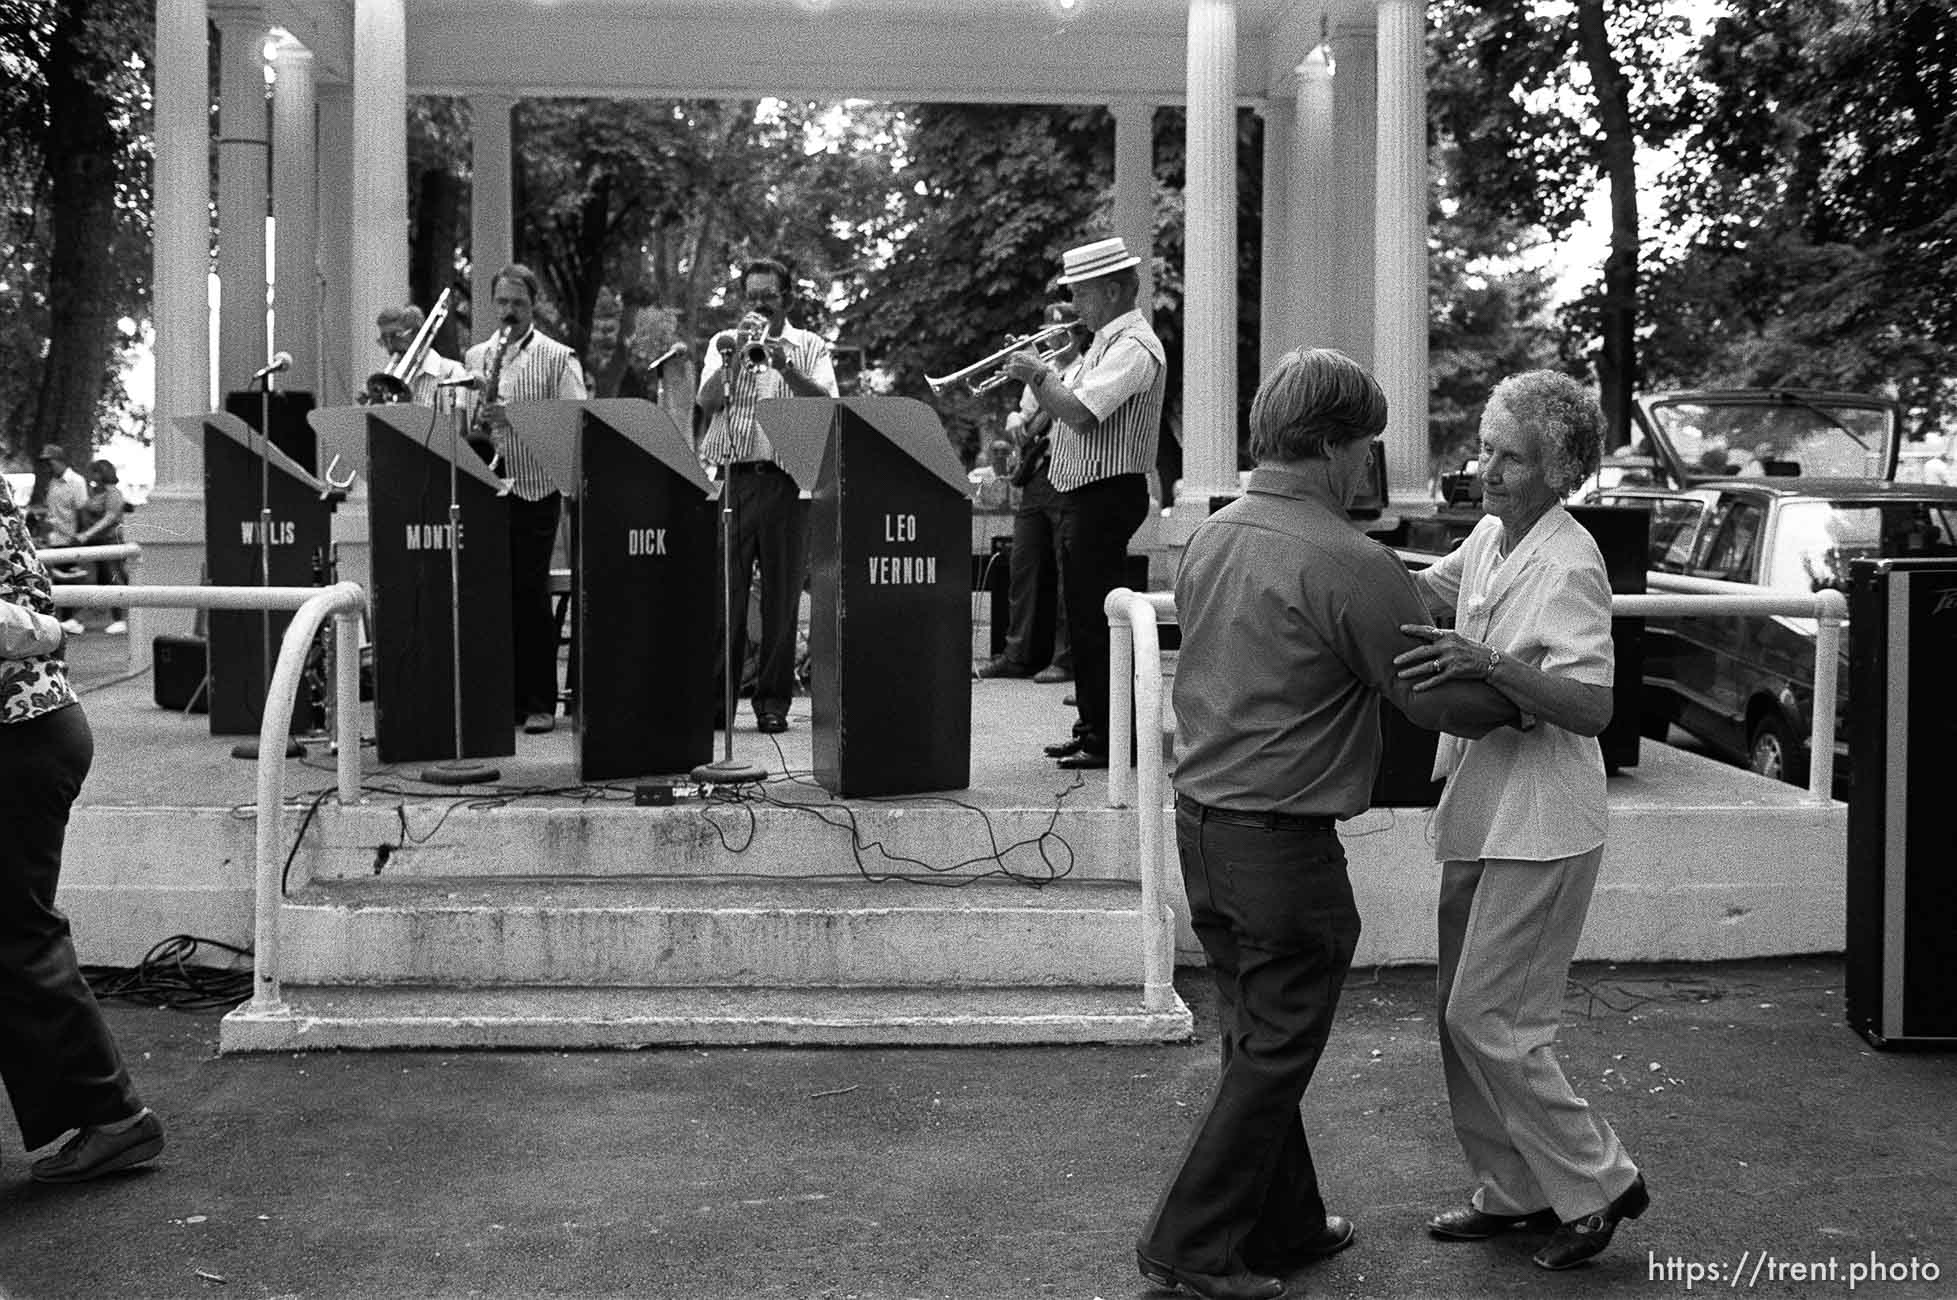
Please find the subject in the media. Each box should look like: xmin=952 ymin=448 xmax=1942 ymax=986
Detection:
xmin=1485 ymin=647 xmax=1503 ymax=678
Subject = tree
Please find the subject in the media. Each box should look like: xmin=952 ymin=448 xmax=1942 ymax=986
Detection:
xmin=1650 ymin=0 xmax=1957 ymax=433
xmin=1429 ymin=0 xmax=1692 ymax=445
xmin=0 ymin=0 xmax=153 ymax=476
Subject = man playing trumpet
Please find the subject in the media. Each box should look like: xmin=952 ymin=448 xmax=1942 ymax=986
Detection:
xmin=1003 ymin=237 xmax=1166 ymax=770
xmin=695 ymin=257 xmax=838 ymax=735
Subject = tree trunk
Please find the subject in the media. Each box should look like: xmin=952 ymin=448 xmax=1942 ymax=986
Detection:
xmin=1577 ymin=0 xmax=1639 ymax=448
xmin=29 ymin=0 xmax=125 ymax=466
xmin=413 ymin=167 xmax=463 ymax=359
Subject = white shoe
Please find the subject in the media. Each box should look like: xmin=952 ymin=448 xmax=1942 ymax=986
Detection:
xmin=59 ymin=618 xmax=86 ymax=636
xmin=104 ymin=620 xmax=127 ymax=635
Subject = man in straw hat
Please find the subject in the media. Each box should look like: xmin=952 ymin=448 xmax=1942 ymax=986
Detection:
xmin=1004 ymin=236 xmax=1166 ymax=770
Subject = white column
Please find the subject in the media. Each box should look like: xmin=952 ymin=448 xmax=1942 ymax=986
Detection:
xmin=1174 ymin=0 xmax=1239 ymax=531
xmin=1110 ymin=100 xmax=1155 ymax=316
xmin=351 ymin=0 xmax=409 ymax=377
xmin=151 ymin=0 xmax=211 ymax=490
xmin=1332 ymin=22 xmax=1377 ymax=366
xmin=316 ymin=84 xmax=354 ymax=403
xmin=470 ymin=94 xmax=516 ymax=345
xmin=214 ymin=5 xmax=270 ymax=395
xmin=1257 ymin=99 xmax=1290 ymax=380
xmin=271 ymin=39 xmax=318 ymax=397
xmin=1291 ymin=45 xmax=1337 ymax=352
xmin=137 ymin=0 xmax=214 ymax=638
xmin=1373 ymin=0 xmax=1429 ymax=502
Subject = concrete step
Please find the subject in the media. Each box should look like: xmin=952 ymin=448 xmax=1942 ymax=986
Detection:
xmin=279 ymin=875 xmax=1147 ymax=988
xmin=218 ymin=983 xmax=1193 ymax=1051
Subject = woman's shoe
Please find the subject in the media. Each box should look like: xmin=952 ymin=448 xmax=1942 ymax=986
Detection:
xmin=1532 ymin=1175 xmax=1650 ymax=1270
xmin=1427 ymin=1204 xmax=1560 ymax=1240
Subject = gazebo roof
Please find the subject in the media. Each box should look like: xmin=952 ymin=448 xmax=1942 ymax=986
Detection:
xmin=270 ymin=0 xmax=1368 ymax=103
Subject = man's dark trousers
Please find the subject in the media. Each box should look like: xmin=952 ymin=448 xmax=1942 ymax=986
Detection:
xmin=509 ymin=491 xmax=563 ymax=720
xmin=714 ymin=461 xmax=807 ymax=720
xmin=1139 ymin=798 xmax=1362 ymax=1275
xmin=1056 ymin=472 xmax=1147 ymax=754
xmin=1002 ymin=471 xmax=1070 ymax=672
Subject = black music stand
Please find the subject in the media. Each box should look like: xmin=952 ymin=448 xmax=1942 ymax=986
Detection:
xmin=793 ymin=397 xmax=972 ymax=797
xmin=180 ymin=409 xmax=329 ymax=755
xmin=364 ymin=400 xmax=514 ymax=772
xmin=576 ymin=399 xmax=718 ymax=780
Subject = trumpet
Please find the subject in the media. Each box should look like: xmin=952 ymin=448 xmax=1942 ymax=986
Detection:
xmin=736 ymin=318 xmax=771 ymax=369
xmin=927 ymin=323 xmax=1075 ymax=396
xmin=363 ymin=288 xmax=453 ymax=404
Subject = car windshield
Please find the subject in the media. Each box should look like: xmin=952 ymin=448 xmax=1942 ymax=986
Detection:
xmin=1647 ymin=398 xmax=1895 ymax=479
xmin=1765 ymin=499 xmax=1957 ymax=595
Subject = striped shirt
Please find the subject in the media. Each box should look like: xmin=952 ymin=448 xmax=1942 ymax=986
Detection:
xmin=696 ymin=322 xmax=838 ymax=467
xmin=1046 ymin=308 xmax=1165 ymax=493
xmin=403 ymin=350 xmax=472 ymax=408
xmin=464 ymin=328 xmax=588 ymax=501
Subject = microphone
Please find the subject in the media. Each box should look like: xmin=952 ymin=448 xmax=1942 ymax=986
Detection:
xmin=647 ymin=341 xmax=690 ymax=371
xmin=438 ymin=375 xmax=482 ymax=389
xmin=252 ymin=352 xmax=294 ymax=381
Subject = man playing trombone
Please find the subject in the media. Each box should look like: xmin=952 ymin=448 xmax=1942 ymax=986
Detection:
xmin=1003 ymin=237 xmax=1166 ymax=770
xmin=695 ymin=257 xmax=838 ymax=735
xmin=371 ymin=302 xmax=470 ymax=405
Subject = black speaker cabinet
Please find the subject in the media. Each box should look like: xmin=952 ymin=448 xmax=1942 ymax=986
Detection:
xmin=152 ymin=635 xmax=209 ymax=714
xmin=1845 ymin=558 xmax=1957 ymax=1049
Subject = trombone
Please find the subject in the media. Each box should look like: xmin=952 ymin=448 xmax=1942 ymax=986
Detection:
xmin=927 ymin=323 xmax=1075 ymax=396
xmin=362 ymin=288 xmax=453 ymax=404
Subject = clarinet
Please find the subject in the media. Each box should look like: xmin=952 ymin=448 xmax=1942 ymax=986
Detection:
xmin=467 ymin=326 xmax=508 ymax=468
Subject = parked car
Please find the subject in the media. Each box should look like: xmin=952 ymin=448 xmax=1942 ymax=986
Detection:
xmin=1617 ymin=388 xmax=1902 ymax=489
xmin=1592 ymin=477 xmax=1957 ymax=783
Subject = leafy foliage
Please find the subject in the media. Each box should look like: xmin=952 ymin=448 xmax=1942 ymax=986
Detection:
xmin=0 ymin=0 xmax=153 ymax=472
xmin=1650 ymin=0 xmax=1957 ymax=433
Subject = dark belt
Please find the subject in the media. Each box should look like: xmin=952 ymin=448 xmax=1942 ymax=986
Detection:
xmin=1175 ymin=793 xmax=1336 ymax=833
xmin=725 ymin=460 xmax=778 ymax=474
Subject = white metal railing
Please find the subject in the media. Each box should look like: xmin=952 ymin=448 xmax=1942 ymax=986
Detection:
xmin=53 ymin=581 xmax=367 ymax=1013
xmin=1104 ymin=578 xmax=1852 ymax=965
xmin=40 ymin=542 xmax=142 ymax=568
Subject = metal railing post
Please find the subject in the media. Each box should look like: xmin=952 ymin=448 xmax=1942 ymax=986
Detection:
xmin=1810 ymin=589 xmax=1848 ymax=802
xmin=1105 ymin=587 xmax=1136 ymax=808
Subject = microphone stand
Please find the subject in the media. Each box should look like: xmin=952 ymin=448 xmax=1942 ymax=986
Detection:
xmin=423 ymin=384 xmax=501 ymax=786
xmin=692 ymin=354 xmax=766 ymax=787
xmin=232 ymin=360 xmax=305 ymax=760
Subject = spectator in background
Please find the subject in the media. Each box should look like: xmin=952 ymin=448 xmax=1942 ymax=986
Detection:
xmin=74 ymin=460 xmax=128 ymax=636
xmin=584 ymin=290 xmax=649 ymax=400
xmin=35 ymin=445 xmax=88 ymax=637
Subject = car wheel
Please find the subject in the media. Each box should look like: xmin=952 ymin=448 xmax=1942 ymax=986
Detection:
xmin=1748 ymin=714 xmax=1807 ymax=786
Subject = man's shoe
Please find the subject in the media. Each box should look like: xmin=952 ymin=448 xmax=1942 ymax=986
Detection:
xmin=30 ymin=1110 xmax=164 ymax=1183
xmin=1427 ymin=1204 xmax=1561 ymax=1241
xmin=1032 ymin=664 xmax=1073 ymax=683
xmin=104 ymin=620 xmax=128 ymax=636
xmin=756 ymin=712 xmax=789 ymax=734
xmin=1137 ymin=1252 xmax=1283 ymax=1300
xmin=59 ymin=618 xmax=85 ymax=636
xmin=1251 ymin=1216 xmax=1355 ymax=1274
xmin=1532 ymin=1175 xmax=1649 ymax=1271
xmin=522 ymin=712 xmax=556 ymax=734
xmin=1056 ymin=749 xmax=1109 ymax=770
xmin=975 ymin=656 xmax=1033 ymax=679
xmin=1043 ymin=736 xmax=1090 ymax=758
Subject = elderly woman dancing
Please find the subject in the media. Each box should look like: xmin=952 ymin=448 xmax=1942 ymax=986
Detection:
xmin=0 ymin=475 xmax=164 ymax=1182
xmin=1394 ymin=371 xmax=1647 ymax=1271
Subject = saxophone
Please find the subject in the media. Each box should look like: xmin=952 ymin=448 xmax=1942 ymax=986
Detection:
xmin=467 ymin=326 xmax=508 ymax=469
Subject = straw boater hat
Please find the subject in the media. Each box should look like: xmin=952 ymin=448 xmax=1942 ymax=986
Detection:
xmin=1056 ymin=236 xmax=1142 ymax=286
